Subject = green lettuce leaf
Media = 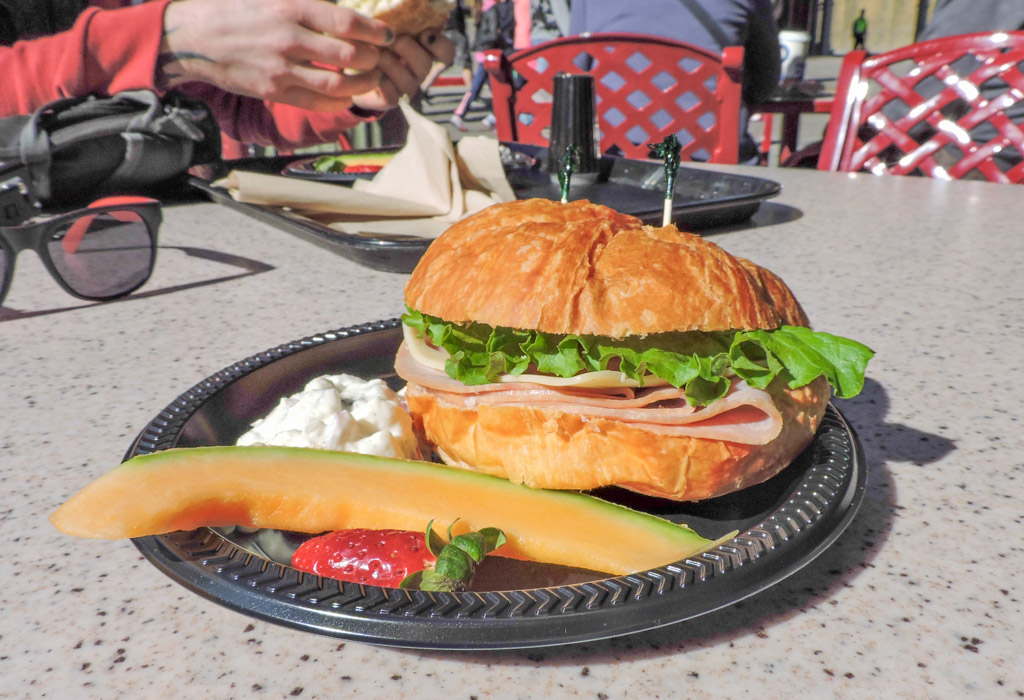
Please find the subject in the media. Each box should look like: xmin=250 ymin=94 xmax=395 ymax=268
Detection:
xmin=402 ymin=308 xmax=873 ymax=406
xmin=738 ymin=326 xmax=874 ymax=398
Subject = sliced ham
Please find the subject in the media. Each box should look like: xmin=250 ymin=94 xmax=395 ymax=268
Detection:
xmin=394 ymin=343 xmax=784 ymax=445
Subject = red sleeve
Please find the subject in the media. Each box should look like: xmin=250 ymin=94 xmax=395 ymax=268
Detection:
xmin=175 ymin=82 xmax=367 ymax=151
xmin=0 ymin=0 xmax=171 ymax=118
xmin=0 ymin=0 xmax=371 ymax=151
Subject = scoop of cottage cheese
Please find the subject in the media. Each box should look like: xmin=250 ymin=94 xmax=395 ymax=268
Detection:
xmin=235 ymin=373 xmax=419 ymax=459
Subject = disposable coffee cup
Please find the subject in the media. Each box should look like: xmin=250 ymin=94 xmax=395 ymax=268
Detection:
xmin=779 ymin=30 xmax=811 ymax=81
xmin=547 ymin=72 xmax=600 ymax=180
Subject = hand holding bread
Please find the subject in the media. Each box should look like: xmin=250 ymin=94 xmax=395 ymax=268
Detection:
xmin=337 ymin=0 xmax=456 ymax=112
xmin=160 ymin=0 xmax=454 ymax=113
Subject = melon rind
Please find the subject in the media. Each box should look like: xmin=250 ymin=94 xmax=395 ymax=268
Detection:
xmin=50 ymin=445 xmax=723 ymax=576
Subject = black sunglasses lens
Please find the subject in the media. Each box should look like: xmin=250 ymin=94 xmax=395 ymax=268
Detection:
xmin=46 ymin=210 xmax=154 ymax=299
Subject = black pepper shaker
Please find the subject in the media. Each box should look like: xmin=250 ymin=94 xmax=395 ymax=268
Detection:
xmin=547 ymin=73 xmax=600 ymax=179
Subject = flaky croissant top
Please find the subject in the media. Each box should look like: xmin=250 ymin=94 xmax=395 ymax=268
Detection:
xmin=404 ymin=199 xmax=810 ymax=337
xmin=338 ymin=0 xmax=453 ymax=35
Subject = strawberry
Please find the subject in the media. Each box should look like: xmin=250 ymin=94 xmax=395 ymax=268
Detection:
xmin=290 ymin=529 xmax=436 ymax=588
xmin=342 ymin=164 xmax=384 ymax=174
xmin=290 ymin=522 xmax=508 ymax=591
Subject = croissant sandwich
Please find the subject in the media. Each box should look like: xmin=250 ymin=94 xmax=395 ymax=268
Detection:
xmin=395 ymin=199 xmax=873 ymax=501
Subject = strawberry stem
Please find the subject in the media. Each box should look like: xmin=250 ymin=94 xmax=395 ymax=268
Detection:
xmin=400 ymin=521 xmax=507 ymax=592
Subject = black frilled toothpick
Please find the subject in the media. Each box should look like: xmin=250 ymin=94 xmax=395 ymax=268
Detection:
xmin=648 ymin=135 xmax=682 ymax=226
xmin=557 ymin=144 xmax=581 ymax=203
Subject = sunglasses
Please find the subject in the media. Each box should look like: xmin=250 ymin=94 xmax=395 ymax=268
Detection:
xmin=0 ymin=189 xmax=162 ymax=305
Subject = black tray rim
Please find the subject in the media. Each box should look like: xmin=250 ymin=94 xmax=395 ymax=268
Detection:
xmin=189 ymin=144 xmax=781 ymax=274
xmin=128 ymin=319 xmax=865 ymax=651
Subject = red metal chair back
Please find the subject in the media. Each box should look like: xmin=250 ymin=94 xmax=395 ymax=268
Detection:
xmin=484 ymin=33 xmax=744 ymax=163
xmin=818 ymin=32 xmax=1024 ymax=182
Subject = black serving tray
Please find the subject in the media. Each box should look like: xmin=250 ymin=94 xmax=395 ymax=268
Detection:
xmin=189 ymin=143 xmax=780 ymax=274
xmin=128 ymin=319 xmax=865 ymax=650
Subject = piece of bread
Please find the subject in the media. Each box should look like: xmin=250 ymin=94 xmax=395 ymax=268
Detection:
xmin=401 ymin=198 xmax=829 ymax=501
xmin=338 ymin=0 xmax=453 ymax=35
xmin=405 ymin=377 xmax=830 ymax=501
xmin=404 ymin=198 xmax=804 ymax=338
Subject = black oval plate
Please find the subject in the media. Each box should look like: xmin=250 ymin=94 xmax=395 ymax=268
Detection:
xmin=128 ymin=319 xmax=865 ymax=650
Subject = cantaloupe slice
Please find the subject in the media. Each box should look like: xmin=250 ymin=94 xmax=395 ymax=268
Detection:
xmin=50 ymin=446 xmax=728 ymax=576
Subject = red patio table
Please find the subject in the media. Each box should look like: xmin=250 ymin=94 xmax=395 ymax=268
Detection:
xmin=752 ymin=85 xmax=835 ymax=164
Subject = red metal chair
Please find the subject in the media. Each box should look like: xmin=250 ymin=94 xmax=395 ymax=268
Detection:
xmin=483 ymin=33 xmax=744 ymax=163
xmin=818 ymin=31 xmax=1024 ymax=182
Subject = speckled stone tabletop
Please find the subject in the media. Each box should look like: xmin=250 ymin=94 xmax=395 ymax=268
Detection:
xmin=1 ymin=165 xmax=1022 ymax=699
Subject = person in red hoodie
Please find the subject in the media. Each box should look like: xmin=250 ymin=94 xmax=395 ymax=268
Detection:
xmin=0 ymin=0 xmax=454 ymax=153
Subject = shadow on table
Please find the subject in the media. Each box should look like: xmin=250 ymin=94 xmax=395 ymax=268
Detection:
xmin=412 ymin=377 xmax=955 ymax=665
xmin=0 ymin=246 xmax=274 ymax=322
xmin=700 ymin=200 xmax=804 ymax=237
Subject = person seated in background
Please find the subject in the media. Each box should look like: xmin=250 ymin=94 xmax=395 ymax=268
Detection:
xmin=0 ymin=0 xmax=454 ymax=156
xmin=569 ymin=0 xmax=780 ymax=164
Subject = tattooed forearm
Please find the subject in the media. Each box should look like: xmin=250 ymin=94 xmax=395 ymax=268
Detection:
xmin=156 ymin=52 xmax=212 ymax=89
xmin=155 ymin=47 xmax=215 ymax=89
xmin=155 ymin=21 xmax=215 ymax=89
xmin=161 ymin=51 xmax=214 ymax=63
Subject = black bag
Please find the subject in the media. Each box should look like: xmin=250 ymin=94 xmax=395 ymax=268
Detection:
xmin=0 ymin=0 xmax=89 ymax=45
xmin=0 ymin=90 xmax=221 ymax=206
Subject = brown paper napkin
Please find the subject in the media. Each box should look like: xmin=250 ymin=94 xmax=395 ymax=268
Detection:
xmin=214 ymin=100 xmax=515 ymax=239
